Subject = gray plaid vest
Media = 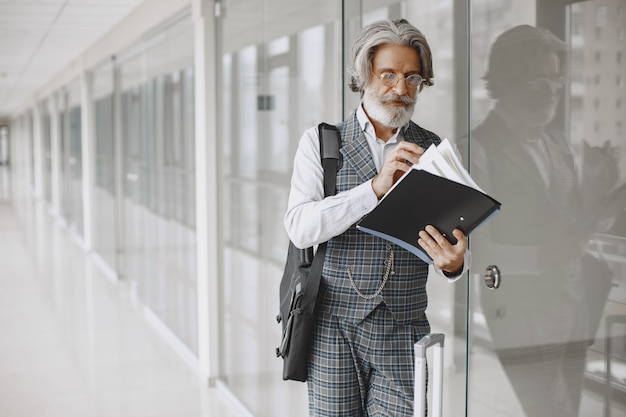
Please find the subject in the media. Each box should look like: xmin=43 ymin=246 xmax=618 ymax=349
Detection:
xmin=319 ymin=112 xmax=441 ymax=325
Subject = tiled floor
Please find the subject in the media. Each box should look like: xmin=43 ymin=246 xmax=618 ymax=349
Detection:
xmin=0 ymin=196 xmax=246 ymax=417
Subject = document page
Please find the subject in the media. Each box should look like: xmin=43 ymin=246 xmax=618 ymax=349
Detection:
xmin=436 ymin=139 xmax=485 ymax=193
xmin=382 ymin=139 xmax=482 ymax=201
xmin=412 ymin=142 xmax=466 ymax=185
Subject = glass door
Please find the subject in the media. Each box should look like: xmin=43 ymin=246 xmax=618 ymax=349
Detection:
xmin=466 ymin=1 xmax=626 ymax=416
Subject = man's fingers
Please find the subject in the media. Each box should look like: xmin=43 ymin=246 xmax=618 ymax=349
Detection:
xmin=395 ymin=144 xmax=424 ymax=165
xmin=374 ymin=143 xmax=426 ymax=200
xmin=423 ymin=225 xmax=449 ymax=246
xmin=418 ymin=226 xmax=467 ymax=272
xmin=451 ymin=228 xmax=467 ymax=247
xmin=419 ymin=226 xmax=467 ymax=254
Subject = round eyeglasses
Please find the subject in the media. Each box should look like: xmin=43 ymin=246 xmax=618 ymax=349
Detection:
xmin=375 ymin=72 xmax=423 ymax=89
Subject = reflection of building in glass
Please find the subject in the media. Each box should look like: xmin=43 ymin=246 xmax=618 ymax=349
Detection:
xmin=572 ymin=1 xmax=626 ymax=399
xmin=469 ymin=0 xmax=536 ymax=125
xmin=572 ymin=1 xmax=626 ymax=182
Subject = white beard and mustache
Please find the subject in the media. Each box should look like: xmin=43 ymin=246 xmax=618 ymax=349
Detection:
xmin=362 ymin=87 xmax=417 ymax=129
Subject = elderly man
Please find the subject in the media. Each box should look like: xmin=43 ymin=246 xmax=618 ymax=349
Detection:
xmin=285 ymin=19 xmax=469 ymax=416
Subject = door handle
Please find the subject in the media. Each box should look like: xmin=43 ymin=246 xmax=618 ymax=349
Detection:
xmin=484 ymin=265 xmax=501 ymax=289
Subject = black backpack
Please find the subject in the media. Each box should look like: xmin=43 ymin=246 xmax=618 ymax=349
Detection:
xmin=276 ymin=123 xmax=342 ymax=382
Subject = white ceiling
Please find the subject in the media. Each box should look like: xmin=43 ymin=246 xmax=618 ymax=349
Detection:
xmin=0 ymin=0 xmax=398 ymax=121
xmin=0 ymin=0 xmax=144 ymax=120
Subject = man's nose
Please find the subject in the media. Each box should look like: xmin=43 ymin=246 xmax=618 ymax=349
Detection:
xmin=393 ymin=77 xmax=409 ymax=95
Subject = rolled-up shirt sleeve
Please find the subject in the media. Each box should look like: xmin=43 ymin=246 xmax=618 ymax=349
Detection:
xmin=284 ymin=127 xmax=378 ymax=249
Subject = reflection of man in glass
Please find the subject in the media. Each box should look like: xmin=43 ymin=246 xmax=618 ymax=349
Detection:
xmin=459 ymin=25 xmax=621 ymax=417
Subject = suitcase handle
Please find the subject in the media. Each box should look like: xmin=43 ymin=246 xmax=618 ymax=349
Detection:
xmin=415 ymin=333 xmax=445 ymax=357
xmin=414 ymin=333 xmax=445 ymax=417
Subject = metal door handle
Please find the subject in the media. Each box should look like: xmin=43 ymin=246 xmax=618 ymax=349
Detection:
xmin=484 ymin=265 xmax=501 ymax=289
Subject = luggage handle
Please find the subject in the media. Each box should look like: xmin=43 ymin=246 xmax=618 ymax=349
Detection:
xmin=414 ymin=333 xmax=445 ymax=417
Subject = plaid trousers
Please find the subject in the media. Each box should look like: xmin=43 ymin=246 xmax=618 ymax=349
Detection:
xmin=307 ymin=303 xmax=428 ymax=417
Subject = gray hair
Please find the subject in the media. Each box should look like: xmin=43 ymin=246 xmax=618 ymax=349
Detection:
xmin=348 ymin=19 xmax=434 ymax=95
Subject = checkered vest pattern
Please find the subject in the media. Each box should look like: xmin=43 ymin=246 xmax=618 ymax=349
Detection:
xmin=318 ymin=112 xmax=441 ymax=325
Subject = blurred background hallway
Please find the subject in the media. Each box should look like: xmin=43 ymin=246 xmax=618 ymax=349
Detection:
xmin=0 ymin=166 xmax=245 ymax=417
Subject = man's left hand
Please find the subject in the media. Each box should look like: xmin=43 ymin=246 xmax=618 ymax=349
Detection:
xmin=418 ymin=225 xmax=467 ymax=275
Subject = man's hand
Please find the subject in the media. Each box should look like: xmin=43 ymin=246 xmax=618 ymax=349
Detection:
xmin=372 ymin=142 xmax=424 ymax=199
xmin=418 ymin=226 xmax=467 ymax=275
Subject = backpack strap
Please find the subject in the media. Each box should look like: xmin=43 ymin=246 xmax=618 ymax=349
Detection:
xmin=299 ymin=123 xmax=342 ymax=266
xmin=318 ymin=122 xmax=343 ymax=197
xmin=299 ymin=123 xmax=342 ymax=305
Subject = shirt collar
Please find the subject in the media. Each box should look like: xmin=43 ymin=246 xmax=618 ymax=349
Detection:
xmin=356 ymin=103 xmax=372 ymax=133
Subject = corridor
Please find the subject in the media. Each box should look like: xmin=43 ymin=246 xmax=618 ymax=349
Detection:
xmin=0 ymin=169 xmax=245 ymax=417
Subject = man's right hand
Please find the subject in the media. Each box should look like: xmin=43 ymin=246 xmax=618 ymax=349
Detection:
xmin=371 ymin=141 xmax=424 ymax=199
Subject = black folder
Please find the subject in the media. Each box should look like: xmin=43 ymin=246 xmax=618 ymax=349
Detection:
xmin=357 ymin=169 xmax=501 ymax=264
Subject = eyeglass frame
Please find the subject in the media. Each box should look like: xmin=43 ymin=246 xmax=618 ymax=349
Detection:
xmin=374 ymin=72 xmax=424 ymax=89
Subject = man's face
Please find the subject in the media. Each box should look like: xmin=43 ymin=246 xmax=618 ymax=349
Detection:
xmin=362 ymin=44 xmax=420 ymax=129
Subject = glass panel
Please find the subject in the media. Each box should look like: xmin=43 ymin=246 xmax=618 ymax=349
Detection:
xmin=466 ymin=1 xmax=626 ymax=416
xmin=62 ymin=81 xmax=84 ymax=238
xmin=118 ymin=15 xmax=197 ymax=354
xmin=39 ymin=100 xmax=53 ymax=204
xmin=58 ymin=95 xmax=68 ymax=220
xmin=0 ymin=125 xmax=8 ymax=167
xmin=218 ymin=1 xmax=342 ymax=415
xmin=28 ymin=111 xmax=34 ymax=189
xmin=0 ymin=125 xmax=10 ymax=201
xmin=92 ymin=60 xmax=118 ymax=270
